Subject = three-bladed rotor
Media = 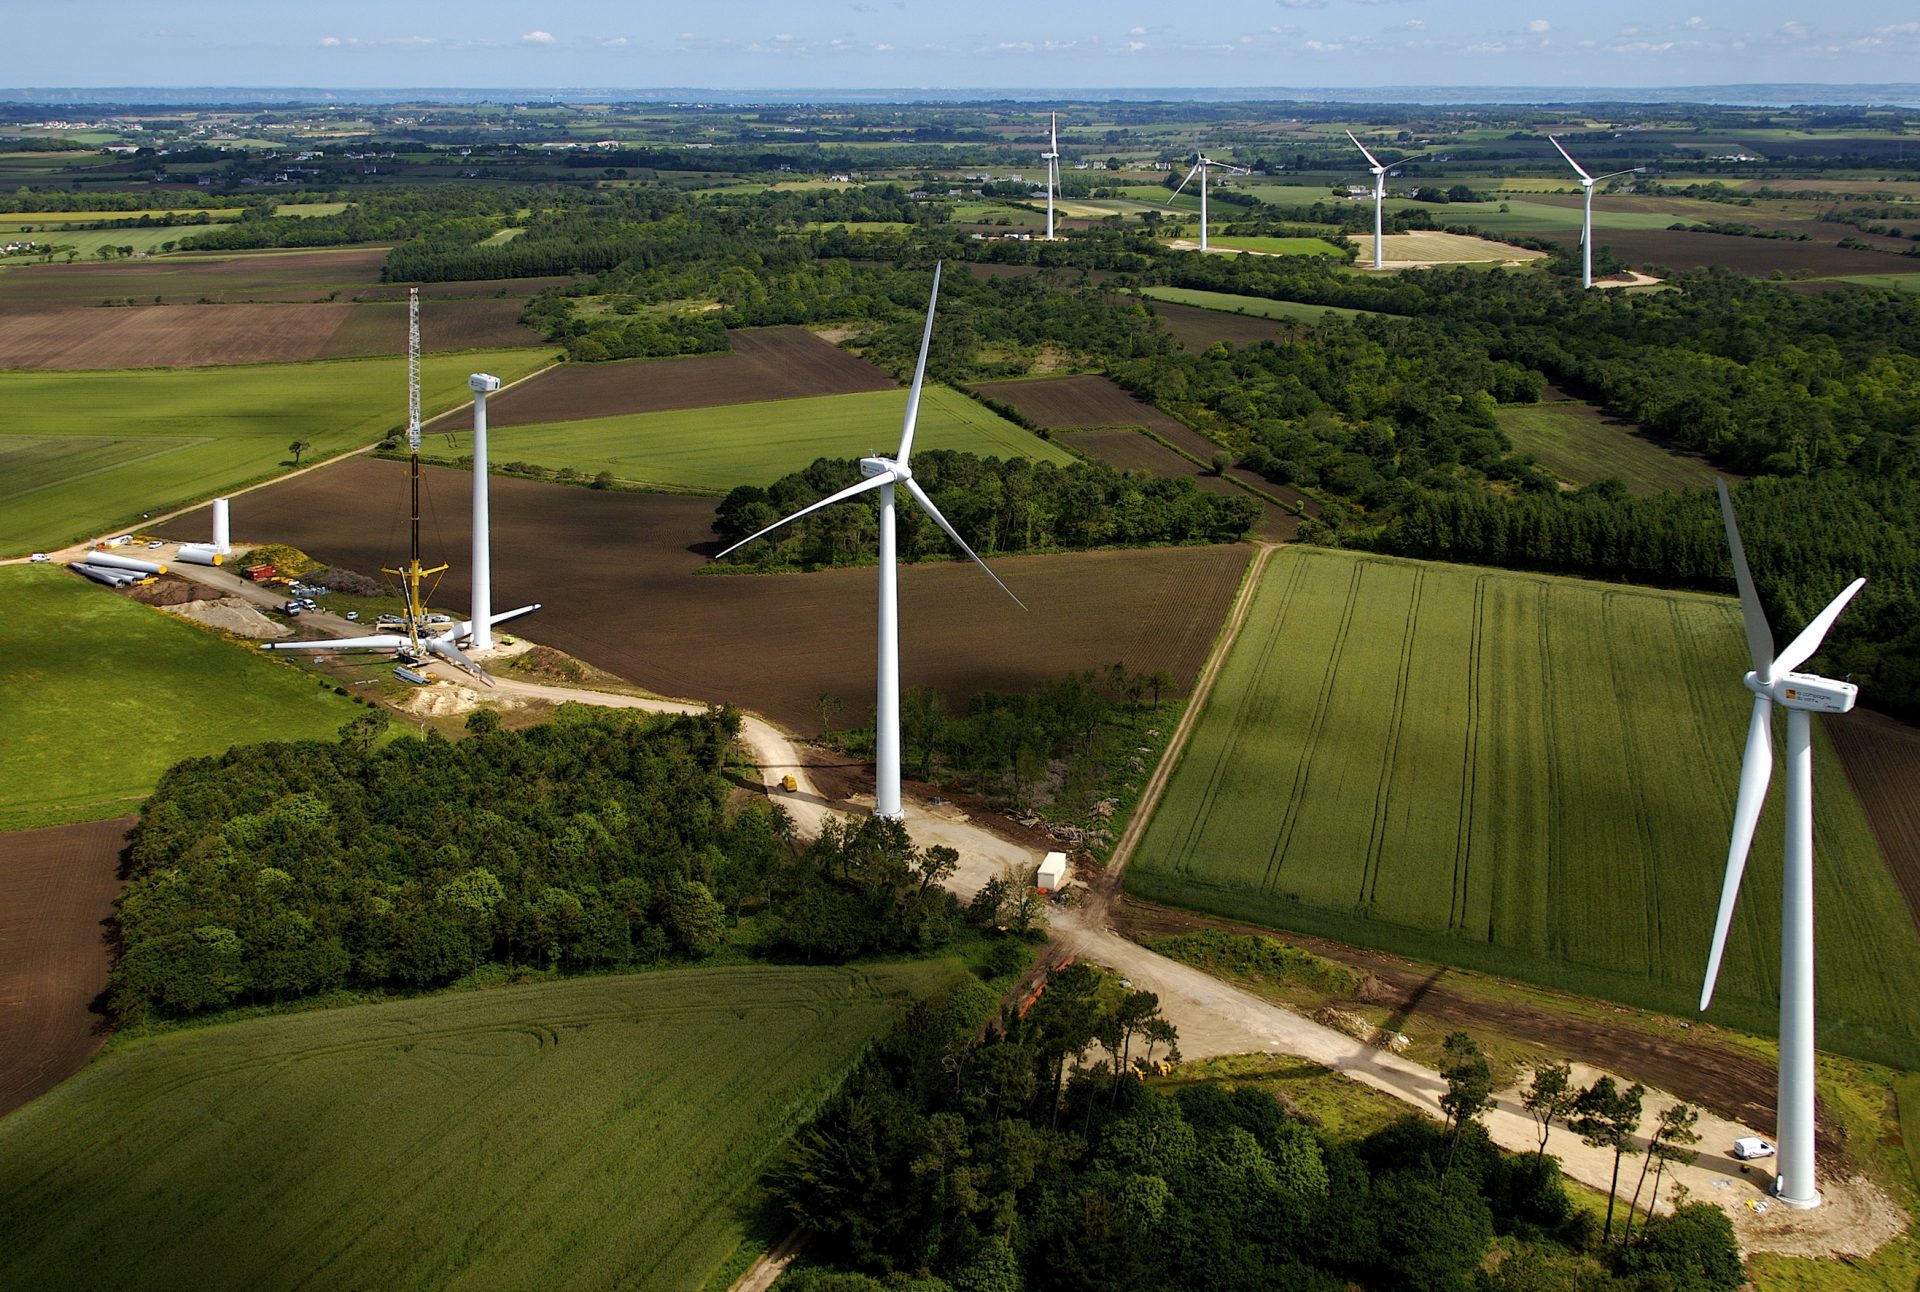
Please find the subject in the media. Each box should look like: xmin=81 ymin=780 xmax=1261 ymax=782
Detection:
xmin=1698 ymin=480 xmax=1864 ymax=1010
xmin=712 ymin=262 xmax=1025 ymax=608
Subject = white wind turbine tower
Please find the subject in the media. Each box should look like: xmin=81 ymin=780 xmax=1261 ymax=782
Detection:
xmin=1547 ymin=134 xmax=1644 ymax=289
xmin=1346 ymin=131 xmax=1388 ymax=269
xmin=1699 ymin=479 xmax=1866 ymax=1210
xmin=713 ymin=263 xmax=1024 ymax=820
xmin=1042 ymin=112 xmax=1061 ymax=241
xmin=1169 ymin=150 xmax=1250 ymax=253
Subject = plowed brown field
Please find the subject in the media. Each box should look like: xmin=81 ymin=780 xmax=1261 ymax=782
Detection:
xmin=1827 ymin=708 xmax=1920 ymax=933
xmin=162 ymin=459 xmax=1251 ymax=733
xmin=0 ymin=247 xmax=392 ymax=304
xmin=1148 ymin=300 xmax=1294 ymax=350
xmin=0 ymin=816 xmax=129 ymax=1117
xmin=0 ymin=298 xmax=544 ymax=369
xmin=424 ymin=326 xmax=897 ymax=431
xmin=972 ymin=374 xmax=1319 ymax=521
xmin=1056 ymin=428 xmax=1299 ymax=542
xmin=1582 ymin=229 xmax=1904 ymax=277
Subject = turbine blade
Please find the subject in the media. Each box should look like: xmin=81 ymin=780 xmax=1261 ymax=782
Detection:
xmin=1772 ymin=577 xmax=1866 ymax=679
xmin=1702 ymin=695 xmax=1774 ymax=1010
xmin=712 ymin=471 xmax=893 ymax=561
xmin=426 ymin=636 xmax=493 ymax=686
xmin=1051 ymin=112 xmax=1058 ymax=152
xmin=262 ymin=634 xmax=407 ymax=652
xmin=895 ymin=261 xmax=942 ymax=464
xmin=1346 ymin=130 xmax=1384 ymax=170
xmin=1718 ymin=480 xmax=1775 ymax=677
xmin=1547 ymin=134 xmax=1592 ymax=181
xmin=1590 ymin=168 xmax=1641 ymax=183
xmin=1170 ymin=164 xmax=1198 ymax=199
xmin=902 ymin=477 xmax=1026 ymax=610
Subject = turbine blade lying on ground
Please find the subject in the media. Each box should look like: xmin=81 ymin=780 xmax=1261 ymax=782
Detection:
xmin=426 ymin=636 xmax=493 ymax=686
xmin=895 ymin=261 xmax=943 ymax=465
xmin=263 ymin=634 xmax=408 ymax=652
xmin=1772 ymin=577 xmax=1866 ymax=680
xmin=1547 ymin=134 xmax=1592 ymax=181
xmin=1718 ymin=480 xmax=1775 ymax=678
xmin=1701 ymin=695 xmax=1775 ymax=1010
xmin=711 ymin=472 xmax=894 ymax=561
xmin=903 ymin=477 xmax=1026 ymax=610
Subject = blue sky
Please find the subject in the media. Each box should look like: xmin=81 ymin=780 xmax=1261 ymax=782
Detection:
xmin=6 ymin=1 xmax=1919 ymax=89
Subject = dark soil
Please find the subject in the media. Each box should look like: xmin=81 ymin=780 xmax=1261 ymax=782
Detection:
xmin=424 ymin=326 xmax=895 ymax=431
xmin=160 ymin=458 xmax=1253 ymax=735
xmin=0 ymin=817 xmax=131 ymax=1116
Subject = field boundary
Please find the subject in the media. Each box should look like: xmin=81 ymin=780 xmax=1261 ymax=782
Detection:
xmin=1104 ymin=541 xmax=1274 ymax=890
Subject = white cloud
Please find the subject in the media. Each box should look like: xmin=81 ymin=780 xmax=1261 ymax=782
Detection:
xmin=597 ymin=35 xmax=628 ymax=47
xmin=1404 ymin=19 xmax=1426 ymax=30
xmin=1683 ymin=16 xmax=1706 ymax=30
xmin=319 ymin=35 xmax=341 ymax=47
xmin=519 ymin=30 xmax=556 ymax=45
xmin=1526 ymin=19 xmax=1550 ymax=34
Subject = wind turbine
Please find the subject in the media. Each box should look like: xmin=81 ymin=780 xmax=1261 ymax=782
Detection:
xmin=1169 ymin=151 xmax=1250 ymax=253
xmin=1699 ymin=479 xmax=1866 ymax=1210
xmin=1346 ymin=131 xmax=1388 ymax=269
xmin=1042 ymin=112 xmax=1061 ymax=241
xmin=712 ymin=262 xmax=1024 ymax=821
xmin=1546 ymin=134 xmax=1644 ymax=289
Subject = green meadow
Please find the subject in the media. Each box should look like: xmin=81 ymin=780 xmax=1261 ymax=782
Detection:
xmin=0 ymin=963 xmax=957 ymax=1292
xmin=426 ymin=384 xmax=1074 ymax=493
xmin=1141 ymin=286 xmax=1380 ymax=322
xmin=0 ymin=348 xmax=555 ymax=553
xmin=1496 ymin=400 xmax=1721 ymax=494
xmin=0 ymin=566 xmax=367 ymax=830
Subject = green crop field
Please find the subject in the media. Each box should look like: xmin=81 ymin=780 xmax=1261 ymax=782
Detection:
xmin=1130 ymin=547 xmax=1920 ymax=1067
xmin=0 ymin=565 xmax=367 ymax=830
xmin=0 ymin=962 xmax=957 ymax=1291
xmin=1140 ymin=286 xmax=1379 ymax=323
xmin=1396 ymin=197 xmax=1704 ymax=239
xmin=1203 ymin=236 xmax=1347 ymax=256
xmin=1496 ymin=400 xmax=1720 ymax=494
xmin=428 ymin=384 xmax=1074 ymax=493
xmin=0 ymin=348 xmax=555 ymax=554
xmin=1812 ymin=272 xmax=1920 ymax=295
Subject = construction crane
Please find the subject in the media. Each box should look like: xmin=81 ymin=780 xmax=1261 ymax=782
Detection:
xmin=380 ymin=288 xmax=447 ymax=657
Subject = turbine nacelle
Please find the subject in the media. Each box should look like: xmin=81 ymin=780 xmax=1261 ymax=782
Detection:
xmin=860 ymin=456 xmax=902 ymax=481
xmin=1745 ymin=670 xmax=1858 ymax=714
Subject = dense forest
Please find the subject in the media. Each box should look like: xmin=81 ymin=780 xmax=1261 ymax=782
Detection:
xmin=713 ymin=451 xmax=1262 ymax=568
xmin=109 ymin=706 xmax=980 ymax=1022
xmin=770 ymin=974 xmax=1745 ymax=1292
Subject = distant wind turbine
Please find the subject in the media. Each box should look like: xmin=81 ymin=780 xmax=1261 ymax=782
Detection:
xmin=712 ymin=263 xmax=1025 ymax=821
xmin=1042 ymin=112 xmax=1061 ymax=241
xmin=1169 ymin=150 xmax=1249 ymax=253
xmin=1346 ymin=131 xmax=1389 ymax=269
xmin=1546 ymin=134 xmax=1644 ymax=288
xmin=1698 ymin=479 xmax=1866 ymax=1211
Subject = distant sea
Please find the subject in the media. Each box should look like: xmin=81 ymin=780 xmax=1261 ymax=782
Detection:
xmin=4 ymin=84 xmax=1919 ymax=108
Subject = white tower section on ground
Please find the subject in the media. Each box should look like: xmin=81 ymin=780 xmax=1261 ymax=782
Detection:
xmin=468 ymin=373 xmax=501 ymax=651
xmin=211 ymin=497 xmax=231 ymax=553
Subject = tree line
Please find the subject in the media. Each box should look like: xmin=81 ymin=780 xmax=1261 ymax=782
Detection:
xmin=713 ymin=450 xmax=1262 ymax=570
xmin=772 ymin=979 xmax=1744 ymax=1292
xmin=109 ymin=703 xmax=1004 ymax=1024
